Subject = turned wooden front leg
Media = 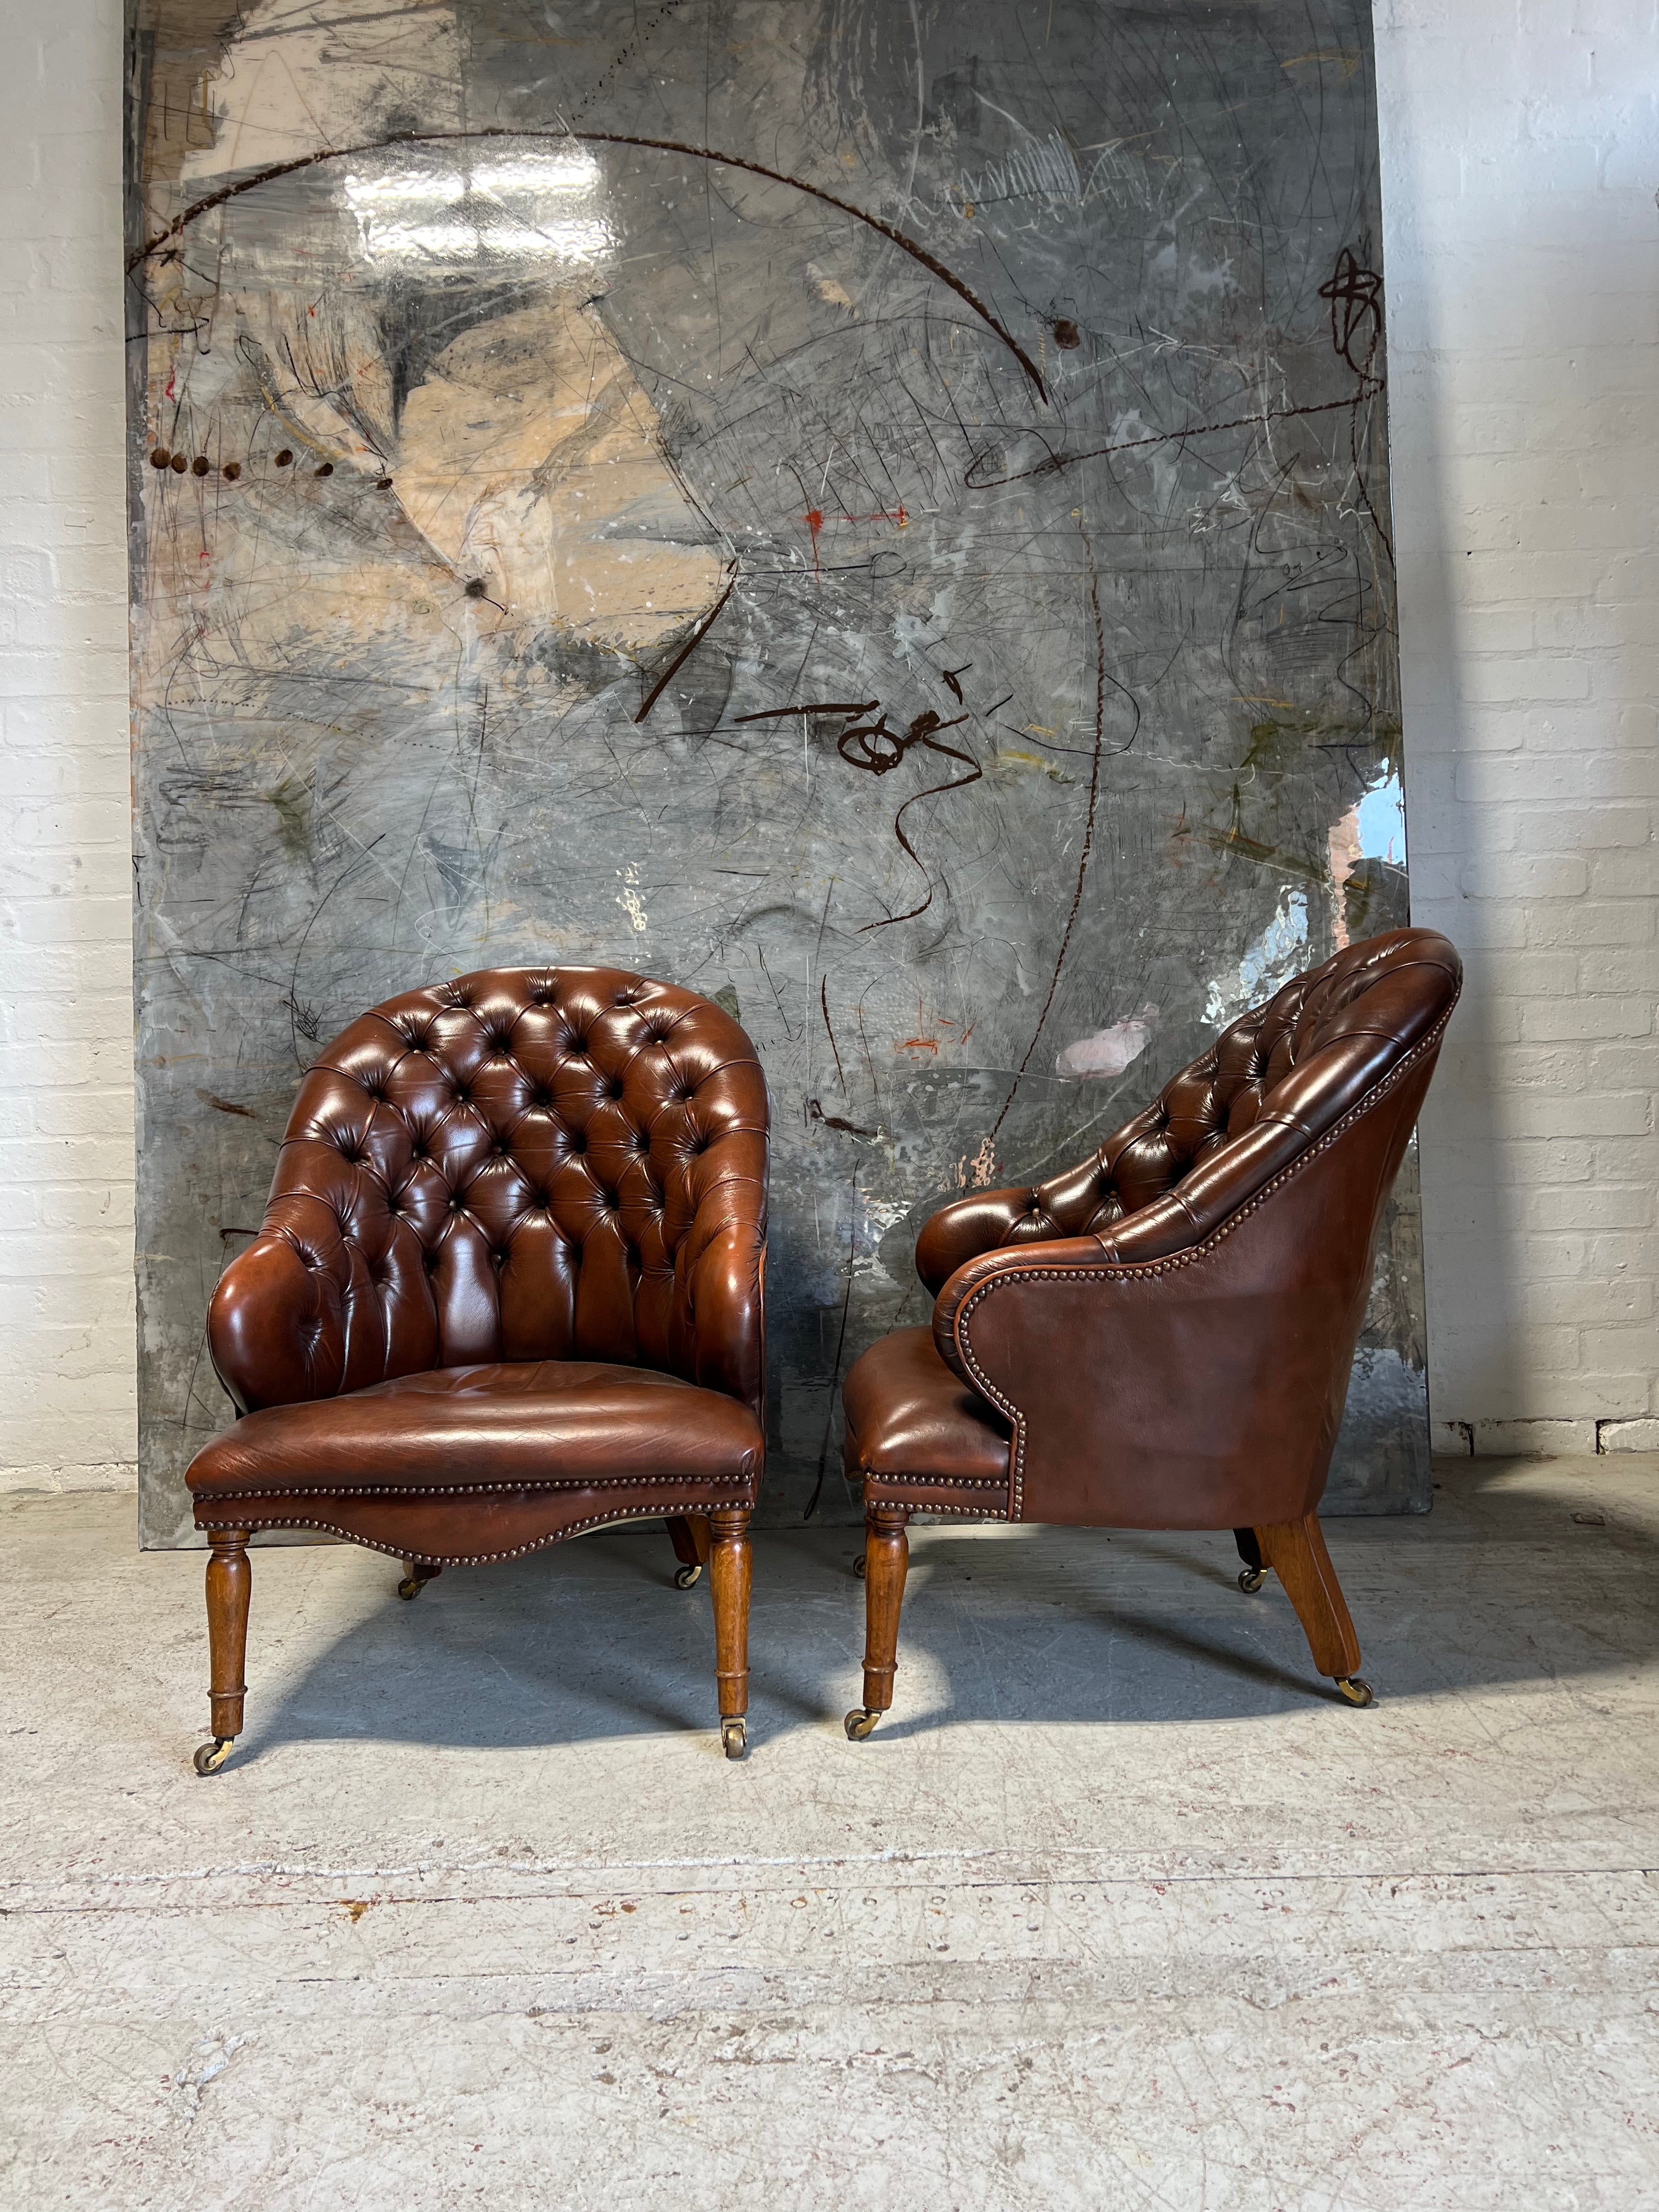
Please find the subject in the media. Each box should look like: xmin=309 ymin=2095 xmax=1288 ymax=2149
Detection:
xmin=205 ymin=1528 xmax=252 ymax=1741
xmin=708 ymin=1507 xmax=752 ymax=1720
xmin=860 ymin=1506 xmax=910 ymax=1715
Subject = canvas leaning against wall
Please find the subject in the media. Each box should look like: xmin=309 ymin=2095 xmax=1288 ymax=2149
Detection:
xmin=126 ymin=0 xmax=1420 ymax=1545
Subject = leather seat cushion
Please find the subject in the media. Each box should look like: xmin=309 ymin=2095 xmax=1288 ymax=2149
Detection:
xmin=187 ymin=1360 xmax=762 ymax=1500
xmin=842 ymin=1326 xmax=1012 ymax=1510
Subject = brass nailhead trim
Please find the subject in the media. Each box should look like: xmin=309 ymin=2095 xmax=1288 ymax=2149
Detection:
xmin=197 ymin=1499 xmax=753 ymax=1566
xmin=858 ymin=1470 xmax=1008 ymax=1489
xmin=864 ymin=1499 xmax=1009 ymax=1520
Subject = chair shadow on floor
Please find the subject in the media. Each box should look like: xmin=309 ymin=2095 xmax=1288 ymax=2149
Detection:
xmin=236 ymin=1462 xmax=1659 ymax=1760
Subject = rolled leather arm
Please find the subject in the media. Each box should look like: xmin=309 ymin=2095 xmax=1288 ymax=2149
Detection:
xmin=932 ymin=1233 xmax=1110 ymax=1382
xmin=683 ymin=1216 xmax=766 ymax=1420
xmin=915 ymin=1185 xmax=1060 ymax=1295
xmin=208 ymin=1220 xmax=348 ymax=1415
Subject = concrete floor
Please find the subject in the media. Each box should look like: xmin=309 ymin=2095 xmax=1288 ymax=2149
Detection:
xmin=3 ymin=1458 xmax=1658 ymax=2209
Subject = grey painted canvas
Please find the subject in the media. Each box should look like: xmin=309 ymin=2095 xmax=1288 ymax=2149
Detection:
xmin=126 ymin=0 xmax=1421 ymax=1548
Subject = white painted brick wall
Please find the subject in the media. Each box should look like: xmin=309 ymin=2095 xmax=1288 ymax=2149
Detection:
xmin=0 ymin=0 xmax=1651 ymax=1490
xmin=0 ymin=0 xmax=134 ymax=1489
xmin=1375 ymin=0 xmax=1659 ymax=1456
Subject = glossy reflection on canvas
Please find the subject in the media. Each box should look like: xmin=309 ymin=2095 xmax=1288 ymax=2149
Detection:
xmin=127 ymin=0 xmax=1422 ymax=1542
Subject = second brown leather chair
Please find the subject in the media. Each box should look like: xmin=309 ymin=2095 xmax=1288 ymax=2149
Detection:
xmin=185 ymin=965 xmax=768 ymax=1768
xmin=840 ymin=927 xmax=1460 ymax=1737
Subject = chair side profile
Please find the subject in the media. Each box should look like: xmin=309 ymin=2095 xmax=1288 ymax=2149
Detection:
xmin=184 ymin=964 xmax=768 ymax=1768
xmin=840 ymin=926 xmax=1462 ymax=1739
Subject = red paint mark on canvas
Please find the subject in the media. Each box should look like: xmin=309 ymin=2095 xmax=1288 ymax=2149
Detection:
xmin=800 ymin=504 xmax=908 ymax=581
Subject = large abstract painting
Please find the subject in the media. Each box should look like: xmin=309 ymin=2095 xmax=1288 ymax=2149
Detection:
xmin=127 ymin=0 xmax=1421 ymax=1545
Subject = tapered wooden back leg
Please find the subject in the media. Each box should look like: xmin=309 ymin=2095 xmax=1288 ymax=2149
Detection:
xmin=1254 ymin=1513 xmax=1374 ymax=1705
xmin=1233 ymin=1525 xmax=1267 ymax=1593
xmin=195 ymin=1530 xmax=251 ymax=1774
xmin=708 ymin=1507 xmax=751 ymax=1758
xmin=846 ymin=1506 xmax=909 ymax=1741
xmin=666 ymin=1513 xmax=713 ymax=1588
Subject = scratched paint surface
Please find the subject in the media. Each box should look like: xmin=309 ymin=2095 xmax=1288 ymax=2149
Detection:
xmin=127 ymin=0 xmax=1423 ymax=1546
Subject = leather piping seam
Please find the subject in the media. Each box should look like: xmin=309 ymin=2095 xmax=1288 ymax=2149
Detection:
xmin=857 ymin=1471 xmax=1008 ymax=1488
xmin=193 ymin=1472 xmax=759 ymax=1500
xmin=193 ymin=1500 xmax=753 ymax=1565
xmin=956 ymin=1000 xmax=1456 ymax=1519
xmin=865 ymin=1500 xmax=1009 ymax=1519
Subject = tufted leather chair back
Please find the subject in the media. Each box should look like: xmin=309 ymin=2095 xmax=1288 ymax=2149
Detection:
xmin=208 ymin=967 xmax=769 ymax=1417
xmin=952 ymin=929 xmax=1460 ymax=1269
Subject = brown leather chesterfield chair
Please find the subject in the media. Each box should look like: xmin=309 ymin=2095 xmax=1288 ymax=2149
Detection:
xmin=839 ymin=927 xmax=1460 ymax=1739
xmin=185 ymin=966 xmax=768 ymax=1770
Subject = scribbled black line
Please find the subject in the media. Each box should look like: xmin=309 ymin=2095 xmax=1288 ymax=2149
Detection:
xmin=941 ymin=662 xmax=972 ymax=702
xmin=634 ymin=563 xmax=738 ymax=724
xmin=223 ymin=4 xmax=456 ymax=43
xmin=736 ymin=701 xmax=879 ymax=721
xmin=755 ymin=946 xmax=799 ymax=1041
xmin=808 ymin=1098 xmax=876 ymax=1138
xmin=195 ymin=1090 xmax=257 ymax=1119
xmin=804 ymin=1169 xmax=859 ymax=1522
xmin=286 ymin=837 xmax=383 ymax=1069
xmin=571 ymin=0 xmax=691 ymax=123
xmin=989 ymin=520 xmax=1113 ymax=1143
xmin=964 ymin=387 xmax=1380 ymax=490
xmin=855 ymin=997 xmax=879 ymax=1110
xmin=839 ymin=708 xmax=969 ymax=773
xmin=1320 ymin=246 xmax=1382 ymax=377
xmin=128 ymin=126 xmax=1048 ymax=402
xmin=1319 ymin=246 xmax=1395 ymax=567
xmin=820 ymin=975 xmax=847 ymax=1092
xmin=858 ymin=741 xmax=983 ymax=934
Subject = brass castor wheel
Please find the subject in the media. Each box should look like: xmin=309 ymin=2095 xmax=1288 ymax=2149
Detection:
xmin=674 ymin=1562 xmax=703 ymax=1590
xmin=721 ymin=1717 xmax=747 ymax=1760
xmin=844 ymin=1707 xmax=881 ymax=1741
xmin=398 ymin=1565 xmax=438 ymax=1600
xmin=1238 ymin=1565 xmax=1267 ymax=1594
xmin=1335 ymin=1676 xmax=1375 ymax=1708
xmin=193 ymin=1737 xmax=234 ymax=1776
xmin=853 ymin=1554 xmax=866 ymax=1579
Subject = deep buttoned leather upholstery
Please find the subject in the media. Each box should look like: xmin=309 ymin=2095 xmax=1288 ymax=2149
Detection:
xmin=188 ymin=966 xmax=768 ymax=1559
xmin=843 ymin=928 xmax=1460 ymax=1528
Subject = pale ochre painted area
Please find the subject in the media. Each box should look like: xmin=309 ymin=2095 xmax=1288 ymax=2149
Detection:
xmin=177 ymin=0 xmax=464 ymax=186
xmin=395 ymin=301 xmax=728 ymax=650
